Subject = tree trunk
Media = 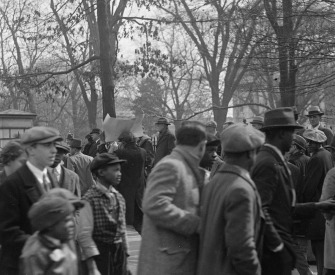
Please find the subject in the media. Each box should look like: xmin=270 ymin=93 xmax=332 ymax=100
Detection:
xmin=97 ymin=0 xmax=116 ymax=118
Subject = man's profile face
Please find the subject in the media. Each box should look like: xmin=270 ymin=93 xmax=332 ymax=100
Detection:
xmin=29 ymin=142 xmax=57 ymax=168
xmin=200 ymin=146 xmax=218 ymax=168
xmin=100 ymin=164 xmax=122 ymax=186
xmin=91 ymin=133 xmax=100 ymax=141
xmin=309 ymin=115 xmax=321 ymax=128
xmin=155 ymin=124 xmax=165 ymax=132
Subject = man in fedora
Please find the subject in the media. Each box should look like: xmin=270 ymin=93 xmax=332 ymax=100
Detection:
xmin=67 ymin=138 xmax=95 ymax=195
xmin=153 ymin=117 xmax=176 ymax=166
xmin=0 ymin=126 xmax=62 ymax=274
xmin=306 ymin=106 xmax=333 ymax=145
xmin=198 ymin=124 xmax=265 ymax=275
xmin=250 ymin=116 xmax=264 ymax=130
xmin=251 ymin=107 xmax=304 ymax=275
xmin=88 ymin=128 xmax=102 ymax=157
xmin=302 ymin=129 xmax=334 ymax=275
xmin=49 ymin=141 xmax=81 ymax=197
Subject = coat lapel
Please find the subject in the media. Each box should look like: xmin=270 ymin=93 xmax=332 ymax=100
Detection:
xmin=20 ymin=165 xmax=43 ymax=203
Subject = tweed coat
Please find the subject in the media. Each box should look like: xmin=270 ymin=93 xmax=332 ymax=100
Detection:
xmin=320 ymin=167 xmax=335 ymax=269
xmin=302 ymin=148 xmax=333 ymax=240
xmin=137 ymin=146 xmax=206 ymax=275
xmin=0 ymin=164 xmax=58 ymax=271
xmin=67 ymin=152 xmax=95 ymax=195
xmin=153 ymin=129 xmax=176 ymax=166
xmin=49 ymin=166 xmax=81 ymax=197
xmin=198 ymin=164 xmax=263 ymax=275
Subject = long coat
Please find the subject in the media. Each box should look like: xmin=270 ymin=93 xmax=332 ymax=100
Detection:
xmin=49 ymin=166 xmax=81 ymax=197
xmin=115 ymin=143 xmax=146 ymax=225
xmin=302 ymin=148 xmax=333 ymax=240
xmin=0 ymin=164 xmax=58 ymax=272
xmin=251 ymin=145 xmax=295 ymax=254
xmin=320 ymin=167 xmax=335 ymax=269
xmin=67 ymin=152 xmax=95 ymax=195
xmin=137 ymin=146 xmax=206 ymax=275
xmin=153 ymin=129 xmax=176 ymax=166
xmin=198 ymin=164 xmax=263 ymax=275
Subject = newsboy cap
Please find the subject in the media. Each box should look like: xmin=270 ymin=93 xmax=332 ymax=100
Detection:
xmin=90 ymin=128 xmax=102 ymax=135
xmin=21 ymin=126 xmax=62 ymax=146
xmin=90 ymin=153 xmax=126 ymax=172
xmin=205 ymin=120 xmax=217 ymax=128
xmin=70 ymin=138 xmax=82 ymax=148
xmin=55 ymin=141 xmax=70 ymax=153
xmin=306 ymin=106 xmax=324 ymax=117
xmin=28 ymin=196 xmax=74 ymax=231
xmin=250 ymin=116 xmax=264 ymax=126
xmin=155 ymin=117 xmax=171 ymax=125
xmin=303 ymin=129 xmax=327 ymax=143
xmin=43 ymin=188 xmax=84 ymax=210
xmin=221 ymin=124 xmax=265 ymax=153
xmin=261 ymin=107 xmax=304 ymax=130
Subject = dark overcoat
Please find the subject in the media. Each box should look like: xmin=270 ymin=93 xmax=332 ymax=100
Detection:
xmin=198 ymin=164 xmax=263 ymax=275
xmin=319 ymin=126 xmax=334 ymax=146
xmin=115 ymin=143 xmax=146 ymax=225
xmin=153 ymin=129 xmax=176 ymax=166
xmin=0 ymin=164 xmax=58 ymax=272
xmin=302 ymin=148 xmax=333 ymax=240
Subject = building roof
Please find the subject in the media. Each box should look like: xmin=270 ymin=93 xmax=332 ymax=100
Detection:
xmin=0 ymin=109 xmax=36 ymax=117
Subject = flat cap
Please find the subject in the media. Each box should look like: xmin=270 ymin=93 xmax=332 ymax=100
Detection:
xmin=90 ymin=153 xmax=126 ymax=172
xmin=28 ymin=196 xmax=74 ymax=231
xmin=55 ymin=141 xmax=70 ymax=153
xmin=303 ymin=129 xmax=327 ymax=143
xmin=42 ymin=188 xmax=84 ymax=210
xmin=21 ymin=126 xmax=62 ymax=145
xmin=221 ymin=123 xmax=265 ymax=153
xmin=206 ymin=133 xmax=220 ymax=147
xmin=205 ymin=120 xmax=217 ymax=128
xmin=70 ymin=138 xmax=82 ymax=148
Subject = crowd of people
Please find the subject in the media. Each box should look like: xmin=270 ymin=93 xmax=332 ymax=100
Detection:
xmin=1 ymin=105 xmax=335 ymax=275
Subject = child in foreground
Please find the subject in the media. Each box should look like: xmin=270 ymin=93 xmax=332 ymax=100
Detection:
xmin=20 ymin=196 xmax=78 ymax=275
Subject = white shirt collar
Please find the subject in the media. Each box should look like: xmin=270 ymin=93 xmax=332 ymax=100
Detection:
xmin=26 ymin=161 xmax=48 ymax=184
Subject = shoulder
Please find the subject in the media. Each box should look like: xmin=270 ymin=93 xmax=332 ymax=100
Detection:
xmin=62 ymin=166 xmax=79 ymax=179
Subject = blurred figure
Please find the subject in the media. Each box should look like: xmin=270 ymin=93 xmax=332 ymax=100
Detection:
xmin=67 ymin=139 xmax=95 ymax=196
xmin=88 ymin=128 xmax=102 ymax=158
xmin=302 ymin=129 xmax=334 ymax=275
xmin=306 ymin=106 xmax=333 ymax=146
xmin=66 ymin=132 xmax=74 ymax=146
xmin=250 ymin=116 xmax=264 ymax=130
xmin=50 ymin=141 xmax=81 ymax=197
xmin=115 ymin=131 xmax=146 ymax=234
xmin=205 ymin=120 xmax=217 ymax=136
xmin=138 ymin=122 xmax=207 ymax=275
xmin=82 ymin=134 xmax=93 ymax=156
xmin=153 ymin=117 xmax=176 ymax=166
xmin=198 ymin=124 xmax=265 ymax=275
xmin=137 ymin=130 xmax=154 ymax=176
xmin=325 ymin=136 xmax=335 ymax=163
xmin=0 ymin=141 xmax=26 ymax=185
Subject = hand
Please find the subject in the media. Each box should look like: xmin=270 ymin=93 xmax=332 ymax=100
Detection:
xmin=315 ymin=199 xmax=335 ymax=211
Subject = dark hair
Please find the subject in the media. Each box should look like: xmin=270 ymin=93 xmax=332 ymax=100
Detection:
xmin=1 ymin=141 xmax=24 ymax=165
xmin=118 ymin=131 xmax=136 ymax=144
xmin=176 ymin=121 xmax=206 ymax=146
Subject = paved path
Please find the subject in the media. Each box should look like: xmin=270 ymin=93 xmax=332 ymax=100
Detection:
xmin=127 ymin=226 xmax=141 ymax=275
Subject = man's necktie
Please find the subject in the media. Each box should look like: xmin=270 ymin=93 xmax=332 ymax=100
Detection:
xmin=42 ymin=174 xmax=50 ymax=192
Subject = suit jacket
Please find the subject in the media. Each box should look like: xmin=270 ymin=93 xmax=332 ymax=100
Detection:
xmin=67 ymin=152 xmax=95 ymax=195
xmin=138 ymin=146 xmax=206 ymax=275
xmin=88 ymin=140 xmax=100 ymax=158
xmin=0 ymin=164 xmax=58 ymax=270
xmin=49 ymin=166 xmax=81 ymax=197
xmin=303 ymin=148 xmax=333 ymax=239
xmin=198 ymin=164 xmax=263 ymax=275
xmin=319 ymin=126 xmax=334 ymax=146
xmin=251 ymin=145 xmax=295 ymax=249
xmin=153 ymin=129 xmax=176 ymax=166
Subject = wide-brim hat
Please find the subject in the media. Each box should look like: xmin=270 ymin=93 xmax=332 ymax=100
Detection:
xmin=21 ymin=126 xmax=63 ymax=146
xmin=250 ymin=116 xmax=264 ymax=125
xmin=261 ymin=107 xmax=304 ymax=131
xmin=55 ymin=141 xmax=70 ymax=153
xmin=303 ymin=129 xmax=327 ymax=143
xmin=70 ymin=138 xmax=82 ymax=148
xmin=90 ymin=153 xmax=126 ymax=172
xmin=306 ymin=106 xmax=324 ymax=117
xmin=206 ymin=134 xmax=220 ymax=147
xmin=43 ymin=188 xmax=85 ymax=210
xmin=155 ymin=117 xmax=171 ymax=125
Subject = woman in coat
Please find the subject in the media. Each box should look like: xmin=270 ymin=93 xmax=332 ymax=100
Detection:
xmin=115 ymin=131 xmax=146 ymax=233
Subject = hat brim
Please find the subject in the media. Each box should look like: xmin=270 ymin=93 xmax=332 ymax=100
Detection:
xmin=306 ymin=112 xmax=324 ymax=117
xmin=260 ymin=124 xmax=304 ymax=131
xmin=155 ymin=122 xmax=170 ymax=125
xmin=56 ymin=145 xmax=70 ymax=153
xmin=25 ymin=136 xmax=63 ymax=145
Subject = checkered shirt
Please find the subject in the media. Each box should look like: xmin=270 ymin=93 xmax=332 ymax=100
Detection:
xmin=83 ymin=183 xmax=127 ymax=247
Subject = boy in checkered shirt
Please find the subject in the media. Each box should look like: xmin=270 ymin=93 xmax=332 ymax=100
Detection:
xmin=83 ymin=153 xmax=128 ymax=275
